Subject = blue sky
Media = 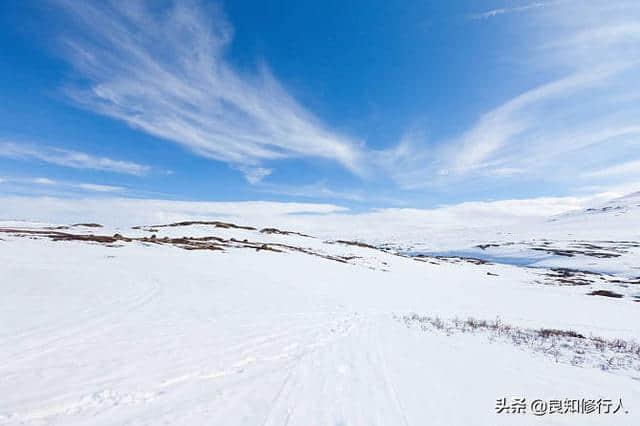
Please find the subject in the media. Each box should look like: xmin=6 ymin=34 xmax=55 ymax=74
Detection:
xmin=1 ymin=0 xmax=639 ymax=209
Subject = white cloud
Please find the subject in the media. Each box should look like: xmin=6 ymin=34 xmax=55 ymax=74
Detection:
xmin=578 ymin=180 xmax=640 ymax=199
xmin=449 ymin=66 xmax=624 ymax=173
xmin=583 ymin=160 xmax=640 ymax=179
xmin=0 ymin=142 xmax=150 ymax=175
xmin=490 ymin=167 xmax=524 ymax=177
xmin=390 ymin=0 xmax=640 ymax=190
xmin=471 ymin=2 xmax=547 ymax=20
xmin=54 ymin=0 xmax=364 ymax=183
xmin=560 ymin=23 xmax=640 ymax=48
xmin=238 ymin=167 xmax=272 ymax=185
xmin=0 ymin=196 xmax=349 ymax=228
xmin=0 ymin=176 xmax=125 ymax=194
xmin=33 ymin=178 xmax=57 ymax=185
xmin=253 ymin=181 xmax=366 ymax=202
xmin=74 ymin=183 xmax=124 ymax=193
xmin=46 ymin=0 xmax=640 ymax=196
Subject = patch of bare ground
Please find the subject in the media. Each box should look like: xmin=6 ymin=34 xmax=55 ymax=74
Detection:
xmin=530 ymin=247 xmax=620 ymax=258
xmin=259 ymin=227 xmax=315 ymax=238
xmin=400 ymin=314 xmax=640 ymax=372
xmin=475 ymin=243 xmax=501 ymax=250
xmin=329 ymin=240 xmax=412 ymax=264
xmin=474 ymin=239 xmax=637 ymax=258
xmin=427 ymin=255 xmax=491 ymax=266
xmin=258 ymin=241 xmax=350 ymax=263
xmin=588 ymin=289 xmax=624 ymax=299
xmin=332 ymin=240 xmax=379 ymax=250
xmin=44 ymin=223 xmax=103 ymax=230
xmin=536 ymin=268 xmax=598 ymax=286
xmin=150 ymin=220 xmax=256 ymax=230
xmin=131 ymin=226 xmax=159 ymax=233
xmin=0 ymin=228 xmax=354 ymax=264
xmin=533 ymin=268 xmax=638 ymax=298
xmin=610 ymin=277 xmax=640 ymax=285
xmin=409 ymin=254 xmax=492 ymax=266
xmin=411 ymin=256 xmax=441 ymax=265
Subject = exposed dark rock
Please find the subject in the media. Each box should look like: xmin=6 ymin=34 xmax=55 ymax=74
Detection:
xmin=587 ymin=289 xmax=624 ymax=298
xmin=260 ymin=227 xmax=314 ymax=238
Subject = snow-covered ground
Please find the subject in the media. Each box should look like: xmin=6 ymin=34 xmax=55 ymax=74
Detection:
xmin=1 ymin=193 xmax=639 ymax=425
xmin=399 ymin=192 xmax=640 ymax=280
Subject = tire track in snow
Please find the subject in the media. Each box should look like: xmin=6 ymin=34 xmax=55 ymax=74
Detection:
xmin=0 ymin=279 xmax=161 ymax=369
xmin=373 ymin=317 xmax=411 ymax=426
xmin=0 ymin=313 xmax=360 ymax=425
xmin=258 ymin=314 xmax=413 ymax=425
xmin=259 ymin=316 xmax=359 ymax=426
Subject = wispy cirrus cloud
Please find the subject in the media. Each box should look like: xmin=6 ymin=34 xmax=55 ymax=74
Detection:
xmin=0 ymin=142 xmax=150 ymax=176
xmin=0 ymin=176 xmax=125 ymax=193
xmin=236 ymin=166 xmax=273 ymax=185
xmin=391 ymin=0 xmax=640 ymax=192
xmin=445 ymin=65 xmax=632 ymax=175
xmin=583 ymin=160 xmax=640 ymax=179
xmin=255 ymin=181 xmax=366 ymax=202
xmin=470 ymin=2 xmax=548 ymax=20
xmin=53 ymin=0 xmax=364 ymax=183
xmin=47 ymin=0 xmax=640 ymax=198
xmin=74 ymin=183 xmax=124 ymax=193
xmin=32 ymin=177 xmax=57 ymax=185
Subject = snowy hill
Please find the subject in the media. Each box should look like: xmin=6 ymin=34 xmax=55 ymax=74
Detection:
xmin=394 ymin=191 xmax=640 ymax=280
xmin=1 ymin=218 xmax=639 ymax=425
xmin=550 ymin=190 xmax=640 ymax=226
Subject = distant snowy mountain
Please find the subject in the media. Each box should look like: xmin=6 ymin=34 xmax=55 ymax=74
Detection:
xmin=551 ymin=191 xmax=640 ymax=221
xmin=398 ymin=191 xmax=640 ymax=279
xmin=536 ymin=190 xmax=640 ymax=243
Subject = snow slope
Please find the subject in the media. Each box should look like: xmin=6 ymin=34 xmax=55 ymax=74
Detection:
xmin=1 ymin=220 xmax=639 ymax=425
xmin=400 ymin=192 xmax=640 ymax=279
